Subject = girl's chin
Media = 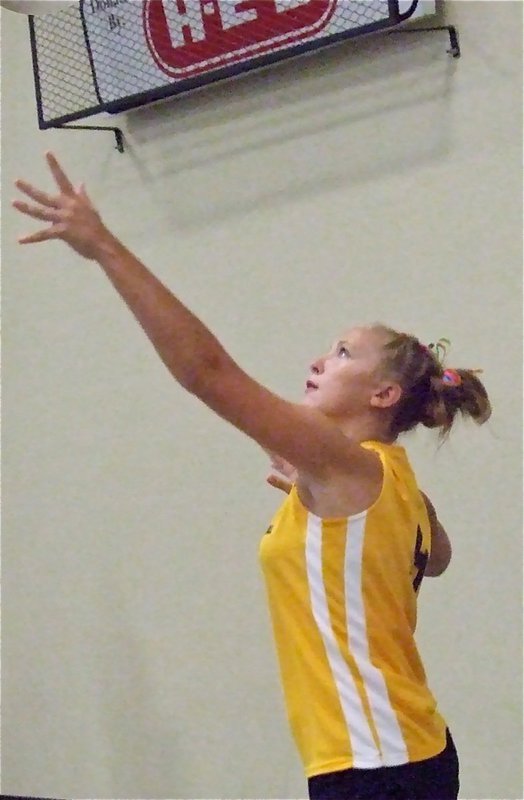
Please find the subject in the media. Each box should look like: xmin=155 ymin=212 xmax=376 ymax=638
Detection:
xmin=302 ymin=392 xmax=324 ymax=408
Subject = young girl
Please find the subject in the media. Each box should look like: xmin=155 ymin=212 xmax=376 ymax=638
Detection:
xmin=13 ymin=153 xmax=491 ymax=800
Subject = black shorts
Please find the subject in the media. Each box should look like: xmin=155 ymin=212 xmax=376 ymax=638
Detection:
xmin=308 ymin=728 xmax=460 ymax=800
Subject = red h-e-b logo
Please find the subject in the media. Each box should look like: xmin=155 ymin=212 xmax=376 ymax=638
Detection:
xmin=144 ymin=0 xmax=336 ymax=78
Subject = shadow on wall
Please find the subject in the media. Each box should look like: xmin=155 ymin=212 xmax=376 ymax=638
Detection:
xmin=120 ymin=25 xmax=458 ymax=231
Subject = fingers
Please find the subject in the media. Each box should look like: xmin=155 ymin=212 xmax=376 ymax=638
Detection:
xmin=266 ymin=473 xmax=293 ymax=494
xmin=46 ymin=151 xmax=75 ymax=195
xmin=14 ymin=151 xmax=76 ymax=209
xmin=18 ymin=227 xmax=62 ymax=245
xmin=15 ymin=179 xmax=60 ymax=208
xmin=12 ymin=199 xmax=64 ymax=223
xmin=13 ymin=154 xmax=85 ymax=248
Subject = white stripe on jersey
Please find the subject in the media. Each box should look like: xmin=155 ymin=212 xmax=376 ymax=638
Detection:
xmin=305 ymin=514 xmax=383 ymax=767
xmin=345 ymin=514 xmax=409 ymax=766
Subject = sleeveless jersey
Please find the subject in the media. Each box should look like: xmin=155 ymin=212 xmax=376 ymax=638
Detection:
xmin=259 ymin=440 xmax=448 ymax=778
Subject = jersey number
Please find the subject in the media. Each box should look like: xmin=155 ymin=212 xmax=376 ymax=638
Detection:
xmin=413 ymin=525 xmax=429 ymax=592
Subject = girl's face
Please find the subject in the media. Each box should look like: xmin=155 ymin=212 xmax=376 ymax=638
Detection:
xmin=303 ymin=327 xmax=399 ymax=419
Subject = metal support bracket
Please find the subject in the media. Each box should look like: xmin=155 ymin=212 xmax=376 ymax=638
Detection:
xmin=387 ymin=24 xmax=460 ymax=58
xmin=51 ymin=124 xmax=125 ymax=153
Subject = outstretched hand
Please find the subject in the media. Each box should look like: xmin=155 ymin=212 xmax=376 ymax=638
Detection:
xmin=12 ymin=152 xmax=110 ymax=260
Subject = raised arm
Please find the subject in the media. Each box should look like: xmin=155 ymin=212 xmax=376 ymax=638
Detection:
xmin=13 ymin=153 xmax=381 ymax=485
xmin=420 ymin=491 xmax=452 ymax=577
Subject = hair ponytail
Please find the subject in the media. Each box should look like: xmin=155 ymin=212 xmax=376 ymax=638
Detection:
xmin=421 ymin=368 xmax=492 ymax=443
xmin=371 ymin=324 xmax=492 ymax=442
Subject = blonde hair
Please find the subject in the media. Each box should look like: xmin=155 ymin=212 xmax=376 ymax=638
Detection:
xmin=371 ymin=324 xmax=492 ymax=443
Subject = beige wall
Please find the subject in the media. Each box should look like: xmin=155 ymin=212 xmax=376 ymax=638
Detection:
xmin=1 ymin=2 xmax=522 ymax=798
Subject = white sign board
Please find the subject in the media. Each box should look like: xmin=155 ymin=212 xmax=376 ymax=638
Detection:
xmin=79 ymin=0 xmax=436 ymax=105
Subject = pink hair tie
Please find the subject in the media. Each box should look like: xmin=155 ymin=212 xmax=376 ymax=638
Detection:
xmin=442 ymin=369 xmax=462 ymax=387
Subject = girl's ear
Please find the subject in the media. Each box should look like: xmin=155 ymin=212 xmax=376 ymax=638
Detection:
xmin=370 ymin=382 xmax=402 ymax=410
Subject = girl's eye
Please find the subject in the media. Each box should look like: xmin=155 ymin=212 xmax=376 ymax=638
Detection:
xmin=338 ymin=346 xmax=350 ymax=358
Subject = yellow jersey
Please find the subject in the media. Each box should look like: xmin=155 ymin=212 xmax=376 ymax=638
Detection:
xmin=259 ymin=440 xmax=448 ymax=778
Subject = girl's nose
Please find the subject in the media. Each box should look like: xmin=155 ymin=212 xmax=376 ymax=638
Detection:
xmin=310 ymin=357 xmax=324 ymax=375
